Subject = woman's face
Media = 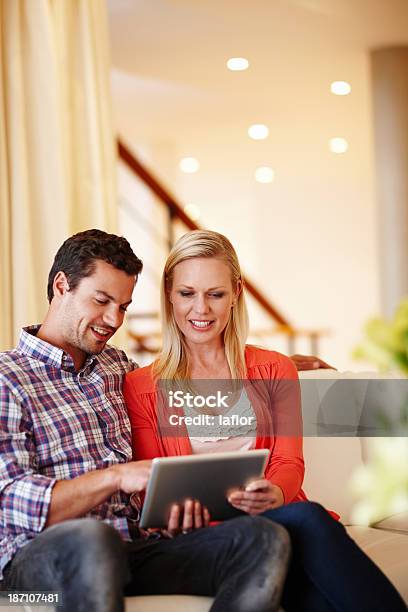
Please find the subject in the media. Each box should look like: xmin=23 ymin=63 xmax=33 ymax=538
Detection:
xmin=169 ymin=257 xmax=239 ymax=348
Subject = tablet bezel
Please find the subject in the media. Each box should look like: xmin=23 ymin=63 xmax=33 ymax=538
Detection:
xmin=139 ymin=449 xmax=270 ymax=528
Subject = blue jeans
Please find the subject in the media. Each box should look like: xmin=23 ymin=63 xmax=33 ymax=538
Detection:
xmin=262 ymin=501 xmax=406 ymax=612
xmin=2 ymin=516 xmax=289 ymax=612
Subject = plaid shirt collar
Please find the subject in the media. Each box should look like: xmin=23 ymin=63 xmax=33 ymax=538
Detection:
xmin=18 ymin=325 xmax=97 ymax=373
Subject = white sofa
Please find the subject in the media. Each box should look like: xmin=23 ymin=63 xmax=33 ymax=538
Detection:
xmin=126 ymin=371 xmax=408 ymax=611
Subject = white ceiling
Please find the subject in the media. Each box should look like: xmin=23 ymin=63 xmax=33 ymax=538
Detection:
xmin=107 ymin=0 xmax=408 ymax=140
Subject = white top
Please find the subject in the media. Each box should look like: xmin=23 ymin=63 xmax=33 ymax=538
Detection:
xmin=187 ymin=388 xmax=257 ymax=455
xmin=190 ymin=435 xmax=256 ymax=455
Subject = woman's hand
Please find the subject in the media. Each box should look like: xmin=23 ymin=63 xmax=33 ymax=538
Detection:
xmin=165 ymin=499 xmax=210 ymax=538
xmin=227 ymin=479 xmax=284 ymax=515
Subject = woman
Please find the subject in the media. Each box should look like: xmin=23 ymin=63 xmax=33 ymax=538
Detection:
xmin=124 ymin=230 xmax=405 ymax=612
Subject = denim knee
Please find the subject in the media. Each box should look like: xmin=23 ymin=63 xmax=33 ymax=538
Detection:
xmin=289 ymin=501 xmax=327 ymax=520
xmin=54 ymin=518 xmax=123 ymax=551
xmin=226 ymin=515 xmax=290 ymax=557
xmin=249 ymin=516 xmax=290 ymax=549
xmin=49 ymin=520 xmax=126 ymax=611
xmin=42 ymin=518 xmax=125 ymax=576
xmin=279 ymin=501 xmax=341 ymax=535
xmin=5 ymin=518 xmax=127 ymax=612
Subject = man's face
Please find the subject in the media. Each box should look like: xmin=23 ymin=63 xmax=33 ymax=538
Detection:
xmin=58 ymin=260 xmax=135 ymax=365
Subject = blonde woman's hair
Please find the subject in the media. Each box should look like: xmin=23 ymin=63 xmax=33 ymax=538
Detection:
xmin=154 ymin=230 xmax=249 ymax=380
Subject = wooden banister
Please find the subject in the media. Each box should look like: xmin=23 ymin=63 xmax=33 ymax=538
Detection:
xmin=117 ymin=138 xmax=292 ymax=328
xmin=118 ymin=140 xmax=197 ymax=230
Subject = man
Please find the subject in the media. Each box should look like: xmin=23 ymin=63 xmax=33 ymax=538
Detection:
xmin=0 ymin=230 xmax=289 ymax=612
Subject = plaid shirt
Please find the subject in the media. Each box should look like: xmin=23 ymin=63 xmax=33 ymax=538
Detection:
xmin=0 ymin=326 xmax=139 ymax=579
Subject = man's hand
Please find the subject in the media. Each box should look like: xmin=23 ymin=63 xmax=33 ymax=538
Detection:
xmin=165 ymin=499 xmax=210 ymax=538
xmin=290 ymin=354 xmax=336 ymax=371
xmin=46 ymin=460 xmax=152 ymax=527
xmin=227 ymin=479 xmax=284 ymax=515
xmin=111 ymin=460 xmax=152 ymax=494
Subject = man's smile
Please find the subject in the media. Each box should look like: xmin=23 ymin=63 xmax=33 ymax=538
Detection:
xmin=90 ymin=325 xmax=114 ymax=341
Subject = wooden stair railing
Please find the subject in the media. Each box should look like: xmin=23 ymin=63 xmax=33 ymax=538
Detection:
xmin=118 ymin=139 xmax=291 ymax=328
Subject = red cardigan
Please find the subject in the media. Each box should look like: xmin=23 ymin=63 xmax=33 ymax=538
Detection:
xmin=124 ymin=345 xmax=307 ymax=505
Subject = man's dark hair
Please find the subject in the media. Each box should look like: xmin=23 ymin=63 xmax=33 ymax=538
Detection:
xmin=47 ymin=229 xmax=143 ymax=303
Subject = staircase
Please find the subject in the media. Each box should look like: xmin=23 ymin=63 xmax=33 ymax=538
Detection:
xmin=117 ymin=139 xmax=326 ymax=363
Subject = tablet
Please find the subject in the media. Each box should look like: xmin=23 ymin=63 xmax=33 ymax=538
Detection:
xmin=139 ymin=449 xmax=269 ymax=528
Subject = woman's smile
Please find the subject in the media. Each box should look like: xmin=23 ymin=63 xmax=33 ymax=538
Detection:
xmin=189 ymin=319 xmax=215 ymax=331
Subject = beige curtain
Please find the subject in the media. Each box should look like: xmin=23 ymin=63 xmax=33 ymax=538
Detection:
xmin=0 ymin=0 xmax=117 ymax=350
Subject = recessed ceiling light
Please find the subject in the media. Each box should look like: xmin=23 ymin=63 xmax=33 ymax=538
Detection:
xmin=179 ymin=157 xmax=200 ymax=173
xmin=184 ymin=204 xmax=201 ymax=221
xmin=227 ymin=57 xmax=249 ymax=71
xmin=255 ymin=166 xmax=275 ymax=183
xmin=329 ymin=138 xmax=348 ymax=153
xmin=248 ymin=124 xmax=269 ymax=140
xmin=331 ymin=81 xmax=351 ymax=96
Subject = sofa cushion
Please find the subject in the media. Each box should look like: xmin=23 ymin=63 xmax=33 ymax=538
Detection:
xmin=125 ymin=595 xmax=212 ymax=612
xmin=124 ymin=598 xmax=285 ymax=611
xmin=346 ymin=526 xmax=408 ymax=603
xmin=302 ymin=436 xmax=363 ymax=522
xmin=373 ymin=511 xmax=408 ymax=535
